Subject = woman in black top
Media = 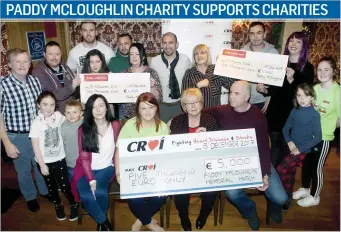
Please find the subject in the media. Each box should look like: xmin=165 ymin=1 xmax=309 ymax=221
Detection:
xmin=168 ymin=88 xmax=219 ymax=231
xmin=257 ymin=32 xmax=314 ymax=167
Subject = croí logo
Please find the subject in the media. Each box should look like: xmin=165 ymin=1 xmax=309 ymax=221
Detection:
xmin=223 ymin=41 xmax=232 ymax=45
xmin=224 ymin=29 xmax=232 ymax=33
xmin=127 ymin=137 xmax=165 ymax=152
xmin=138 ymin=163 xmax=156 ymax=171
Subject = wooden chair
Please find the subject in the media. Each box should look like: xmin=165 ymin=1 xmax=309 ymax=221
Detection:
xmin=164 ymin=192 xmax=220 ymax=228
xmin=218 ymin=189 xmax=271 ymax=226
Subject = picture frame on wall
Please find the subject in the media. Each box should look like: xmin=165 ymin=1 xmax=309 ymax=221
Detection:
xmin=26 ymin=31 xmax=46 ymax=61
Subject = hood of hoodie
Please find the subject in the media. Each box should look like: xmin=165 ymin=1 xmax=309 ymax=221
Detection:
xmin=242 ymin=41 xmax=278 ymax=54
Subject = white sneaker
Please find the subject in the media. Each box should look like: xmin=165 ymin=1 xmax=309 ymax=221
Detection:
xmin=297 ymin=195 xmax=320 ymax=207
xmin=293 ymin=188 xmax=310 ymax=200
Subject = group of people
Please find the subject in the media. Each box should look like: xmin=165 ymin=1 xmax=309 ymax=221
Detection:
xmin=0 ymin=20 xmax=339 ymax=231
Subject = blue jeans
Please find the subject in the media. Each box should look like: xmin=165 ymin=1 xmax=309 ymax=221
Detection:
xmin=67 ymin=167 xmax=74 ymax=182
xmin=225 ymin=164 xmax=288 ymax=218
xmin=128 ymin=196 xmax=166 ymax=225
xmin=77 ymin=165 xmax=114 ymax=223
xmin=8 ymin=133 xmax=48 ymax=201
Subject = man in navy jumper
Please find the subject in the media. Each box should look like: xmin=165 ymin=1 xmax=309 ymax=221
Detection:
xmin=204 ymin=81 xmax=288 ymax=230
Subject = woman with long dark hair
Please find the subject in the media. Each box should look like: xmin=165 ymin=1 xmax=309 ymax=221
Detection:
xmin=121 ymin=43 xmax=163 ymax=118
xmin=71 ymin=94 xmax=121 ymax=231
xmin=81 ymin=49 xmax=109 ymax=74
xmin=257 ymin=31 xmax=315 ymax=168
xmin=115 ymin=92 xmax=168 ymax=231
xmin=74 ymin=49 xmax=110 ymax=100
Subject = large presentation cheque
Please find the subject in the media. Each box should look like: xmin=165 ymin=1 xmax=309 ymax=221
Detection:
xmin=119 ymin=129 xmax=263 ymax=199
xmin=80 ymin=73 xmax=150 ymax=103
xmin=214 ymin=49 xmax=289 ymax=87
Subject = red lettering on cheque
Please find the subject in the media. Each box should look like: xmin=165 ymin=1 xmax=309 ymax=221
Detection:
xmin=222 ymin=49 xmax=246 ymax=58
xmin=84 ymin=74 xmax=108 ymax=81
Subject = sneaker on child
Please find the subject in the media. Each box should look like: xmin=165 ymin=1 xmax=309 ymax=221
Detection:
xmin=55 ymin=203 xmax=66 ymax=221
xmin=69 ymin=203 xmax=78 ymax=221
xmin=293 ymin=188 xmax=310 ymax=200
xmin=297 ymin=195 xmax=320 ymax=207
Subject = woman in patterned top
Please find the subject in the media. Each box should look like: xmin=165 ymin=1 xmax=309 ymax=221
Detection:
xmin=121 ymin=43 xmax=163 ymax=118
xmin=181 ymin=44 xmax=234 ymax=108
xmin=168 ymin=88 xmax=219 ymax=231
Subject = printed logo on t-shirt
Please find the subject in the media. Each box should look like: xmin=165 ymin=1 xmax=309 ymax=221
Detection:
xmin=79 ymin=56 xmax=86 ymax=67
xmin=44 ymin=127 xmax=60 ymax=157
xmin=314 ymin=103 xmax=327 ymax=114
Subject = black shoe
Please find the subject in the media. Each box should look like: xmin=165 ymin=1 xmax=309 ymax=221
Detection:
xmin=99 ymin=219 xmax=112 ymax=231
xmin=55 ymin=203 xmax=66 ymax=221
xmin=247 ymin=211 xmax=260 ymax=231
xmin=196 ymin=218 xmax=207 ymax=230
xmin=69 ymin=203 xmax=78 ymax=221
xmin=181 ymin=219 xmax=192 ymax=231
xmin=282 ymin=194 xmax=292 ymax=212
xmin=27 ymin=199 xmax=40 ymax=212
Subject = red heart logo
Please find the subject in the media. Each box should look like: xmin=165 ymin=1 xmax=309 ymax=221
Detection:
xmin=148 ymin=140 xmax=159 ymax=151
xmin=148 ymin=165 xmax=154 ymax=170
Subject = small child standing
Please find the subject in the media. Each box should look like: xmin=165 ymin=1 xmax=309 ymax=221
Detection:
xmin=30 ymin=91 xmax=78 ymax=221
xmin=276 ymin=83 xmax=322 ymax=210
xmin=293 ymin=56 xmax=340 ymax=207
xmin=61 ymin=100 xmax=83 ymax=180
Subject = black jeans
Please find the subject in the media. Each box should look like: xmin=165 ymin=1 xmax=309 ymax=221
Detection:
xmin=174 ymin=192 xmax=217 ymax=223
xmin=39 ymin=158 xmax=76 ymax=206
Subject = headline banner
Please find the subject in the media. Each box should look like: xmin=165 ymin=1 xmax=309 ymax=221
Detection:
xmin=1 ymin=0 xmax=340 ymax=19
xmin=119 ymin=129 xmax=263 ymax=199
xmin=80 ymin=73 xmax=150 ymax=103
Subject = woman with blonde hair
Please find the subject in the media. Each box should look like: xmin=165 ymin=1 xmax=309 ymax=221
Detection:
xmin=168 ymin=88 xmax=219 ymax=231
xmin=182 ymin=44 xmax=234 ymax=108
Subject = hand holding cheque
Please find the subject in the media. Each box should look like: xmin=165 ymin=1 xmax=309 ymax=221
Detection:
xmin=118 ymin=128 xmax=264 ymax=199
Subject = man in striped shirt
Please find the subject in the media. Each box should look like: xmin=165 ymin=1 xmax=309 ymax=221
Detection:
xmin=0 ymin=48 xmax=48 ymax=212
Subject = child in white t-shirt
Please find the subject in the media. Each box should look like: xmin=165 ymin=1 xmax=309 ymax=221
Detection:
xmin=30 ymin=91 xmax=78 ymax=221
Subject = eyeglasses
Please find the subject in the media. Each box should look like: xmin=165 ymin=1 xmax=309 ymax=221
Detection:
xmin=184 ymin=101 xmax=201 ymax=106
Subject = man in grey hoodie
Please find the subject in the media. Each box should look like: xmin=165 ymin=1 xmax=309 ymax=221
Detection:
xmin=241 ymin=22 xmax=279 ymax=113
xmin=32 ymin=41 xmax=81 ymax=113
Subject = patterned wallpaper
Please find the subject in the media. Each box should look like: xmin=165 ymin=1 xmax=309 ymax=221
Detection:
xmin=68 ymin=21 xmax=162 ymax=54
xmin=68 ymin=21 xmax=282 ymax=53
xmin=1 ymin=21 xmax=339 ymax=80
xmin=306 ymin=22 xmax=340 ymax=82
xmin=231 ymin=21 xmax=283 ymax=50
xmin=1 ymin=23 xmax=9 ymax=77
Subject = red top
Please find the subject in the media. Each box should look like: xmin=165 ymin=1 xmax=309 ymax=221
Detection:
xmin=189 ymin=127 xmax=199 ymax=133
xmin=71 ymin=120 xmax=121 ymax=202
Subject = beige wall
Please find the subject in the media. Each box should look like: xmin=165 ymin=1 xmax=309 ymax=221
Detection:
xmin=6 ymin=22 xmax=69 ymax=68
xmin=280 ymin=22 xmax=303 ymax=54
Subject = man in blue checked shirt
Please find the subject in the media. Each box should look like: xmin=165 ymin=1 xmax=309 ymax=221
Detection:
xmin=0 ymin=48 xmax=48 ymax=213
